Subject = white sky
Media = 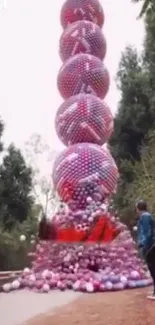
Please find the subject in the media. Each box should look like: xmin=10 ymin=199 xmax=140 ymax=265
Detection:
xmin=0 ymin=0 xmax=145 ymax=151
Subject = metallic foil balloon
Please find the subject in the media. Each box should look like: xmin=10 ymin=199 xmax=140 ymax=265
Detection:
xmin=55 ymin=94 xmax=114 ymax=146
xmin=57 ymin=53 xmax=110 ymax=100
xmin=52 ymin=143 xmax=118 ymax=208
xmin=59 ymin=20 xmax=107 ymax=62
xmin=60 ymin=0 xmax=104 ymax=29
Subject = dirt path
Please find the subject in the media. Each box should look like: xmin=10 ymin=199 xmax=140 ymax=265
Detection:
xmin=0 ymin=290 xmax=81 ymax=325
xmin=24 ymin=288 xmax=155 ymax=325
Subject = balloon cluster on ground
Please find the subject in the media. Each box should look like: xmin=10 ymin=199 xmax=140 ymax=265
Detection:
xmin=2 ymin=224 xmax=152 ymax=293
xmin=2 ymin=201 xmax=152 ymax=293
xmin=2 ymin=0 xmax=152 ymax=294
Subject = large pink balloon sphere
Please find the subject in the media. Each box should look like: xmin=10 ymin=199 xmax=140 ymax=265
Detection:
xmin=52 ymin=143 xmax=118 ymax=208
xmin=55 ymin=94 xmax=114 ymax=146
xmin=57 ymin=54 xmax=110 ymax=100
xmin=60 ymin=0 xmax=104 ymax=29
xmin=59 ymin=20 xmax=107 ymax=62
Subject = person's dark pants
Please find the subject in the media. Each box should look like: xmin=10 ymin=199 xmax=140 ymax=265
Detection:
xmin=145 ymin=245 xmax=155 ymax=293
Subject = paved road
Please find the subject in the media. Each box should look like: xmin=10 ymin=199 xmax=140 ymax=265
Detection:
xmin=0 ymin=290 xmax=81 ymax=325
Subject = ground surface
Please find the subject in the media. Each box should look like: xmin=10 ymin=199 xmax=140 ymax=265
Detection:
xmin=1 ymin=288 xmax=155 ymax=325
xmin=0 ymin=290 xmax=81 ymax=325
xmin=24 ymin=288 xmax=155 ymax=325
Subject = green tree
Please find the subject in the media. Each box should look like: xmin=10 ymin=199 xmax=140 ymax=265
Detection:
xmin=110 ymin=46 xmax=153 ymax=165
xmin=132 ymin=0 xmax=154 ymax=17
xmin=144 ymin=2 xmax=155 ymax=86
xmin=126 ymin=130 xmax=155 ymax=212
xmin=110 ymin=3 xmax=155 ymax=221
xmin=0 ymin=144 xmax=34 ymax=229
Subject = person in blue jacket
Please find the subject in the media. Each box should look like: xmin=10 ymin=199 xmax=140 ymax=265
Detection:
xmin=136 ymin=200 xmax=155 ymax=300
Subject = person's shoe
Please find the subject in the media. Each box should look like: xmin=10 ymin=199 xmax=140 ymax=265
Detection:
xmin=147 ymin=293 xmax=155 ymax=300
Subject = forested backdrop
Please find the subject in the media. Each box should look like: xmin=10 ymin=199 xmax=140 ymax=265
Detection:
xmin=110 ymin=0 xmax=155 ymax=225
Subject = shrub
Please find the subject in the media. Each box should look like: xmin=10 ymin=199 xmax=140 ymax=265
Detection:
xmin=0 ymin=217 xmax=38 ymax=271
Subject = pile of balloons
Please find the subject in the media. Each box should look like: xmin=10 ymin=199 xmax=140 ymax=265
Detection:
xmin=2 ymin=200 xmax=152 ymax=293
xmin=2 ymin=222 xmax=152 ymax=293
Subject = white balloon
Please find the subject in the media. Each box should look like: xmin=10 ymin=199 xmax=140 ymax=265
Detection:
xmin=105 ymin=281 xmax=113 ymax=291
xmin=11 ymin=280 xmax=20 ymax=290
xmin=42 ymin=284 xmax=50 ymax=293
xmin=23 ymin=268 xmax=30 ymax=274
xmin=69 ymin=265 xmax=74 ymax=270
xmin=20 ymin=235 xmax=26 ymax=242
xmin=86 ymin=282 xmax=94 ymax=293
xmin=86 ymin=197 xmax=93 ymax=204
xmin=133 ymin=226 xmax=138 ymax=232
xmin=120 ymin=276 xmax=128 ymax=285
xmin=73 ymin=280 xmax=80 ymax=291
xmin=101 ymin=203 xmax=107 ymax=211
xmin=3 ymin=283 xmax=11 ymax=292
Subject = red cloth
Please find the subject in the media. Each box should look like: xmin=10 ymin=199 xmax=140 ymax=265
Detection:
xmin=49 ymin=214 xmax=120 ymax=243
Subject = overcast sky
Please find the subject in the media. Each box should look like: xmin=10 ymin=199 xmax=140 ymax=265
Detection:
xmin=0 ymin=0 xmax=144 ymax=151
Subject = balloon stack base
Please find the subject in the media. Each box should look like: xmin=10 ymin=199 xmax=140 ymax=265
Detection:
xmin=2 ymin=210 xmax=152 ymax=293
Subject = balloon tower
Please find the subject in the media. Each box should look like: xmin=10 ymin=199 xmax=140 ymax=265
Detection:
xmin=2 ymin=0 xmax=152 ymax=294
xmin=53 ymin=0 xmax=118 ymax=226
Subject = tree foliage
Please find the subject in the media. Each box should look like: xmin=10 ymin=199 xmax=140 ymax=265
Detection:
xmin=132 ymin=0 xmax=154 ymax=17
xmin=110 ymin=3 xmax=155 ymax=221
xmin=0 ymin=144 xmax=34 ymax=229
xmin=0 ymin=225 xmax=36 ymax=271
xmin=126 ymin=131 xmax=155 ymax=212
xmin=110 ymin=46 xmax=153 ymax=165
xmin=144 ymin=3 xmax=155 ymax=87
